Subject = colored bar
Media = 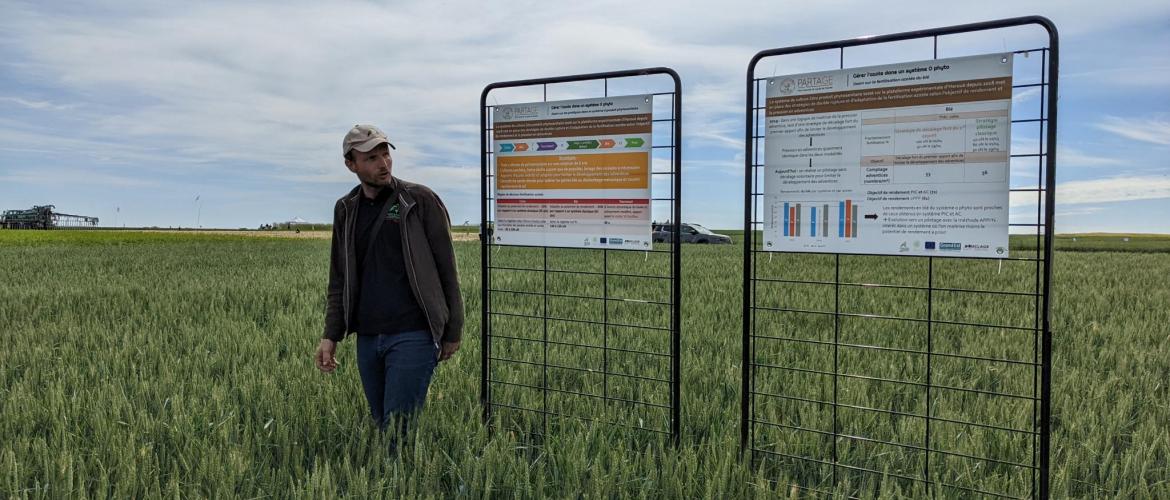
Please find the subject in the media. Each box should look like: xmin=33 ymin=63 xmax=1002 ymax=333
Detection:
xmin=514 ymin=143 xmax=529 ymax=152
xmin=783 ymin=202 xmax=790 ymax=237
xmin=500 ymin=143 xmax=514 ymax=153
xmin=852 ymin=204 xmax=859 ymax=238
xmin=845 ymin=199 xmax=852 ymax=238
xmin=537 ymin=142 xmax=557 ymax=151
xmin=624 ymin=137 xmax=645 ymax=147
xmin=811 ymin=206 xmax=817 ymax=237
xmin=599 ymin=139 xmax=615 ymax=148
xmin=838 ymin=201 xmax=845 ymax=237
xmin=567 ymin=140 xmax=600 ymax=149
xmin=795 ymin=203 xmax=802 ymax=237
xmin=823 ymin=204 xmax=829 ymax=239
xmin=789 ymin=206 xmax=796 ymax=236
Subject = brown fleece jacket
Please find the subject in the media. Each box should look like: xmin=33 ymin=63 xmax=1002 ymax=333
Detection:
xmin=322 ymin=178 xmax=464 ymax=344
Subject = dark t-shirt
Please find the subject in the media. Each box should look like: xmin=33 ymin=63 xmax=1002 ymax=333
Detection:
xmin=353 ymin=188 xmax=429 ymax=335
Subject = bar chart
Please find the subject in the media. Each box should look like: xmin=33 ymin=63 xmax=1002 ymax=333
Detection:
xmin=774 ymin=200 xmax=860 ymax=239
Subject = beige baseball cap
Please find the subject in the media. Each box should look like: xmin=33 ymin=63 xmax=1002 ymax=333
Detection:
xmin=342 ymin=124 xmax=396 ymax=157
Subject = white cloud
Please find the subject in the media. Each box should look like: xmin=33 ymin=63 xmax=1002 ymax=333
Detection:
xmin=1059 ymin=175 xmax=1170 ymax=204
xmin=685 ymin=158 xmax=744 ymax=176
xmin=1011 ymin=137 xmax=1125 ymax=168
xmin=1057 ymin=146 xmax=1125 ymax=167
xmin=1055 ymin=206 xmax=1105 ymax=217
xmin=6 ymin=0 xmax=1162 ymax=177
xmin=1096 ymin=116 xmax=1170 ymax=146
xmin=0 ymin=96 xmax=74 ymax=111
xmin=689 ymin=126 xmax=745 ymax=150
xmin=1012 ymin=87 xmax=1040 ymax=104
xmin=0 ymin=167 xmax=156 ymax=187
xmin=1011 ymin=175 xmax=1170 ymax=207
xmin=2 ymin=0 xmax=1169 ymax=228
xmin=0 ymin=122 xmax=217 ymax=169
xmin=291 ymin=164 xmax=480 ymax=194
xmin=1063 ymin=49 xmax=1170 ymax=88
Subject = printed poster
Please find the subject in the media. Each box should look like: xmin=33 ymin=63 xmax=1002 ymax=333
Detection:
xmin=763 ymin=53 xmax=1013 ymax=258
xmin=493 ymin=95 xmax=653 ymax=250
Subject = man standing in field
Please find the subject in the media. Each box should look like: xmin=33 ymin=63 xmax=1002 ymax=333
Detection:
xmin=315 ymin=124 xmax=463 ymax=439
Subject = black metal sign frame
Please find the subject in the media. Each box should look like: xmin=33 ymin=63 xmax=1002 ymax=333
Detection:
xmin=481 ymin=68 xmax=683 ymax=443
xmin=742 ymin=17 xmax=1058 ymax=498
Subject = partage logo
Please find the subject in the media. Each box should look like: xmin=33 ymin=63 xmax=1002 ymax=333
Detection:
xmin=939 ymin=242 xmax=962 ymax=251
xmin=498 ymin=105 xmax=539 ymax=121
xmin=796 ymin=75 xmax=834 ymax=91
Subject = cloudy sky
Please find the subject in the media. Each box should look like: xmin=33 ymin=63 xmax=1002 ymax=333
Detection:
xmin=1 ymin=0 xmax=1167 ymax=232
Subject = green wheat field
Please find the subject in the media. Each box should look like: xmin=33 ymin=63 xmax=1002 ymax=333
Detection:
xmin=1 ymin=230 xmax=1166 ymax=498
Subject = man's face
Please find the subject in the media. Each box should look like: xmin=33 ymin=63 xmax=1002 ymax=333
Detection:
xmin=345 ymin=143 xmax=393 ymax=187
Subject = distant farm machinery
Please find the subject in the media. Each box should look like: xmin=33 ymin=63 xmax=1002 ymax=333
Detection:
xmin=0 ymin=205 xmax=99 ymax=229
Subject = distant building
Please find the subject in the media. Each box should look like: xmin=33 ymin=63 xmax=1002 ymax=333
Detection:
xmin=262 ymin=217 xmax=318 ymax=231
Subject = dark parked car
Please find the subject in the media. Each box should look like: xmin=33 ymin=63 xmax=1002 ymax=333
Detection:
xmin=652 ymin=223 xmax=732 ymax=244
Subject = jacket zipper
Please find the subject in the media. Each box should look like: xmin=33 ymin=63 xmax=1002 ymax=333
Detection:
xmin=398 ymin=194 xmax=434 ymax=338
xmin=341 ymin=194 xmax=357 ymax=335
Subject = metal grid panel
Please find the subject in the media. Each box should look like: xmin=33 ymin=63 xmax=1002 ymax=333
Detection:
xmin=480 ymin=68 xmax=682 ymax=442
xmin=741 ymin=17 xmax=1057 ymax=499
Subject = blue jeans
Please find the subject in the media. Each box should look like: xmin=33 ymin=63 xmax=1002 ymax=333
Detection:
xmin=355 ymin=330 xmax=438 ymax=434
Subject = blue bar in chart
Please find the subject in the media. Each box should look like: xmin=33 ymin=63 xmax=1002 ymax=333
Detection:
xmin=838 ymin=201 xmax=845 ymax=237
xmin=783 ymin=202 xmax=790 ymax=237
xmin=811 ymin=206 xmax=817 ymax=237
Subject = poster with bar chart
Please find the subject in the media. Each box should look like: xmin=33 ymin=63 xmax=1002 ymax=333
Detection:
xmin=493 ymin=95 xmax=653 ymax=249
xmin=762 ymin=53 xmax=1013 ymax=258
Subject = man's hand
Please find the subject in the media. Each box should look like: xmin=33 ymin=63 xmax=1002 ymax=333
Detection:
xmin=438 ymin=340 xmax=461 ymax=362
xmin=315 ymin=338 xmax=338 ymax=373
